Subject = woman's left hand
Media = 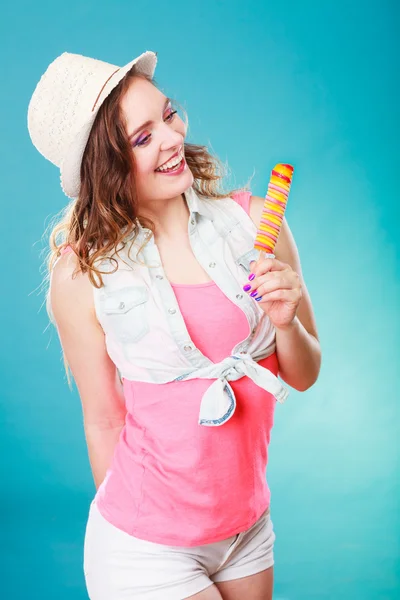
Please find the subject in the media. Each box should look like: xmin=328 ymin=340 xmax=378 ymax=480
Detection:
xmin=244 ymin=257 xmax=303 ymax=329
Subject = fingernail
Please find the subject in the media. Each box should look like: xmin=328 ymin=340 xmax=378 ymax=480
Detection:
xmin=248 ymin=273 xmax=255 ymax=281
xmin=250 ymin=290 xmax=258 ymax=297
xmin=243 ymin=284 xmax=252 ymax=292
xmin=255 ymin=296 xmax=263 ymax=301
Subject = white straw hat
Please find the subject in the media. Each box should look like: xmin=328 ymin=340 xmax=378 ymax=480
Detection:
xmin=27 ymin=51 xmax=157 ymax=198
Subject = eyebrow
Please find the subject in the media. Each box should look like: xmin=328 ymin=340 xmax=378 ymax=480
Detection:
xmin=128 ymin=97 xmax=171 ymax=140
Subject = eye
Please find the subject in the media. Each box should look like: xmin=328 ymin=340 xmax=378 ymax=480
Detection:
xmin=133 ymin=109 xmax=178 ymax=148
xmin=165 ymin=109 xmax=177 ymax=122
xmin=135 ymin=135 xmax=151 ymax=147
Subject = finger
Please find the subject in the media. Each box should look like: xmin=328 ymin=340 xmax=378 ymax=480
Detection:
xmin=249 ymin=259 xmax=261 ymax=275
xmin=247 ymin=270 xmax=297 ymax=293
xmin=246 ymin=272 xmax=285 ymax=294
xmin=256 ymin=289 xmax=299 ymax=303
xmin=251 ymin=257 xmax=288 ymax=278
xmin=256 ymin=277 xmax=294 ymax=297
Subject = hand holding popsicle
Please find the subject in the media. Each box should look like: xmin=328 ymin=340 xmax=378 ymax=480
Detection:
xmin=243 ymin=163 xmax=302 ymax=329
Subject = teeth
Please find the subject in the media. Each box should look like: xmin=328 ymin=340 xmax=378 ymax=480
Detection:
xmin=156 ymin=150 xmax=184 ymax=172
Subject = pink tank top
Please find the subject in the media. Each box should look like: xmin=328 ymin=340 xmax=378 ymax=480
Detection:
xmin=63 ymin=191 xmax=279 ymax=546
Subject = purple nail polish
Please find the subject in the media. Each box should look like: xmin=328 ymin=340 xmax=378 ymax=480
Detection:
xmin=248 ymin=273 xmax=255 ymax=281
xmin=255 ymin=296 xmax=263 ymax=301
xmin=250 ymin=290 xmax=258 ymax=297
xmin=243 ymin=284 xmax=252 ymax=292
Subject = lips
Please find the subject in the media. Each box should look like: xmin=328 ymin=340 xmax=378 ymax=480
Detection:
xmin=155 ymin=147 xmax=182 ymax=171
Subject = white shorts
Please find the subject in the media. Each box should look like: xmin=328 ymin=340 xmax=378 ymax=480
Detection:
xmin=84 ymin=501 xmax=276 ymax=600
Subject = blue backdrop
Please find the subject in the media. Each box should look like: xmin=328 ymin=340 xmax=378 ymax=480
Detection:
xmin=1 ymin=0 xmax=398 ymax=598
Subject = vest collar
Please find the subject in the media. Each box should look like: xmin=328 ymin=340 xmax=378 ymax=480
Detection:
xmin=133 ymin=185 xmax=214 ymax=241
xmin=184 ymin=185 xmax=214 ymax=222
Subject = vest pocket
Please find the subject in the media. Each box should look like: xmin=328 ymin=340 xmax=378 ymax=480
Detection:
xmin=102 ymin=285 xmax=149 ymax=343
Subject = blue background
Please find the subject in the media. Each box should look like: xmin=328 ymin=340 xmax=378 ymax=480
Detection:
xmin=1 ymin=0 xmax=399 ymax=598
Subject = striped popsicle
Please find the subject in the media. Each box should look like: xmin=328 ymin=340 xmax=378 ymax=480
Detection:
xmin=254 ymin=163 xmax=294 ymax=259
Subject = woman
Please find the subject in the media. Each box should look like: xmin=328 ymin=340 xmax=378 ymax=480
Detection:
xmin=28 ymin=50 xmax=321 ymax=600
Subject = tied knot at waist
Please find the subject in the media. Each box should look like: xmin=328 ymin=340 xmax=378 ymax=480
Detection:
xmin=218 ymin=353 xmax=252 ymax=380
xmin=180 ymin=352 xmax=289 ymax=427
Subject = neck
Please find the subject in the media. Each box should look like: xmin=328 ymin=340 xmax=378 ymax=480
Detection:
xmin=138 ymin=193 xmax=190 ymax=240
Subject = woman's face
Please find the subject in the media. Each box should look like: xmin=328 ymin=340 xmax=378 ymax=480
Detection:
xmin=120 ymin=77 xmax=193 ymax=204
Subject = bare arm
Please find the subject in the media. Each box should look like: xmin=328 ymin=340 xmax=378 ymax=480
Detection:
xmin=250 ymin=195 xmax=321 ymax=390
xmin=50 ymin=252 xmax=127 ymax=489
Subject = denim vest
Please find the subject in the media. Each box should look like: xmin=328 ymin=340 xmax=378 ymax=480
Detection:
xmin=92 ymin=186 xmax=289 ymax=426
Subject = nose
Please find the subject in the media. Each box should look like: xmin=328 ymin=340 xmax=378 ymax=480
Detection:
xmin=159 ymin=121 xmax=184 ymax=153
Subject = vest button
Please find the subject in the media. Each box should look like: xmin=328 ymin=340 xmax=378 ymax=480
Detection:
xmin=168 ymin=308 xmax=177 ymax=315
xmin=236 ymin=294 xmax=243 ymax=300
xmin=190 ymin=219 xmax=195 ymax=225
xmin=209 ymin=262 xmax=216 ymax=268
xmin=119 ymin=302 xmax=125 ymax=309
xmin=156 ymin=274 xmax=164 ymax=280
xmin=184 ymin=345 xmax=193 ymax=352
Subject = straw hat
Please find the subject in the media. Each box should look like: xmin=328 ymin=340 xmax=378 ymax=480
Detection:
xmin=27 ymin=51 xmax=157 ymax=198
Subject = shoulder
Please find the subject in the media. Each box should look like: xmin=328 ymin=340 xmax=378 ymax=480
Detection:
xmin=50 ymin=251 xmax=96 ymax=328
xmin=230 ymin=189 xmax=252 ymax=213
xmin=230 ymin=188 xmax=252 ymax=202
xmin=247 ymin=194 xmax=265 ymax=228
xmin=51 ymin=250 xmax=85 ymax=289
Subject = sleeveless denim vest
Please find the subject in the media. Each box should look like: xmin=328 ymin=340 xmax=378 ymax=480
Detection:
xmin=92 ymin=185 xmax=289 ymax=426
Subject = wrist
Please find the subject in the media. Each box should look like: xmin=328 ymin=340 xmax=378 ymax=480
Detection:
xmin=274 ymin=315 xmax=299 ymax=333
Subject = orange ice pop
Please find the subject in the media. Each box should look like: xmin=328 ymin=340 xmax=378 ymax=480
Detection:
xmin=254 ymin=163 xmax=294 ymax=258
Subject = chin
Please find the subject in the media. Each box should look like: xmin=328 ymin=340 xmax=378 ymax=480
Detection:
xmin=183 ymin=167 xmax=194 ymax=189
xmin=161 ymin=165 xmax=194 ymax=193
xmin=141 ymin=169 xmax=194 ymax=202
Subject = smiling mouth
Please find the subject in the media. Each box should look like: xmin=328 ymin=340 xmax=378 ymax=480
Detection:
xmin=155 ymin=156 xmax=185 ymax=174
xmin=155 ymin=147 xmax=184 ymax=172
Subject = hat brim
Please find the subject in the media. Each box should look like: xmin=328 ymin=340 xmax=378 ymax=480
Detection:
xmin=60 ymin=51 xmax=157 ymax=198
